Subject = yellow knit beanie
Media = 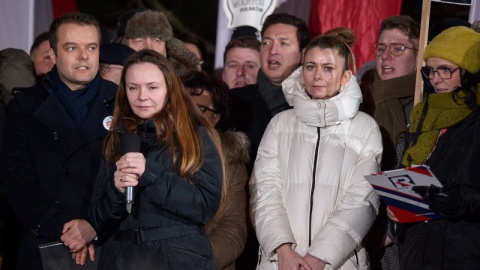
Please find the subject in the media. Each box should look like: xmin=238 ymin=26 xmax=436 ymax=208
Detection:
xmin=424 ymin=26 xmax=480 ymax=74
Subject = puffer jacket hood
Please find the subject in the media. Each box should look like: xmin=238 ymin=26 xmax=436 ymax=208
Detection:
xmin=0 ymin=48 xmax=36 ymax=105
xmin=282 ymin=66 xmax=362 ymax=127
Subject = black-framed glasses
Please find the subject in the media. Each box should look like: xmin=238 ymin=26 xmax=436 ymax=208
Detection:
xmin=372 ymin=43 xmax=418 ymax=57
xmin=197 ymin=104 xmax=217 ymax=114
xmin=100 ymin=64 xmax=123 ymax=73
xmin=420 ymin=66 xmax=460 ymax=80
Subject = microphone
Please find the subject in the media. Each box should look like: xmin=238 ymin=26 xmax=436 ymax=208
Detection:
xmin=119 ymin=132 xmax=141 ymax=213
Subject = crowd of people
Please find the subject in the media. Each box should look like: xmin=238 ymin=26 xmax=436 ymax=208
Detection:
xmin=0 ymin=7 xmax=478 ymax=270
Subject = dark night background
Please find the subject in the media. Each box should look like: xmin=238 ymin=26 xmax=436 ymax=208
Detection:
xmin=75 ymin=0 xmax=471 ymax=73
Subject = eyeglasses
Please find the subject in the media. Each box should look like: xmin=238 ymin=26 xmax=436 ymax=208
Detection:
xmin=372 ymin=43 xmax=418 ymax=57
xmin=100 ymin=64 xmax=123 ymax=73
xmin=197 ymin=104 xmax=217 ymax=114
xmin=420 ymin=66 xmax=460 ymax=80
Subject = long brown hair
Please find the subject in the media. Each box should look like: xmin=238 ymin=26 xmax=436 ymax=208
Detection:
xmin=104 ymin=49 xmax=223 ymax=180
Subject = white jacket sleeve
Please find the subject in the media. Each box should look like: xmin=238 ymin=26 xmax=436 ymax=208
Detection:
xmin=308 ymin=124 xmax=382 ymax=268
xmin=250 ymin=116 xmax=296 ymax=259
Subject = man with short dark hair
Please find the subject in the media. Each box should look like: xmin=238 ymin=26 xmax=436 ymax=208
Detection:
xmin=0 ymin=12 xmax=117 ymax=269
xmin=362 ymin=15 xmax=420 ymax=270
xmin=224 ymin=13 xmax=310 ymax=170
xmin=222 ymin=36 xmax=261 ymax=89
xmin=364 ymin=15 xmax=420 ymax=170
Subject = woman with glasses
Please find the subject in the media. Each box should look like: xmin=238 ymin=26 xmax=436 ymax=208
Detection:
xmin=182 ymin=70 xmax=250 ymax=270
xmin=393 ymin=26 xmax=480 ymax=269
xmin=250 ymin=35 xmax=382 ymax=270
xmin=89 ymin=49 xmax=224 ymax=269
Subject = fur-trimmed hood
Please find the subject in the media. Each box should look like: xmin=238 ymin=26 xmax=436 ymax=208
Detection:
xmin=220 ymin=130 xmax=250 ymax=165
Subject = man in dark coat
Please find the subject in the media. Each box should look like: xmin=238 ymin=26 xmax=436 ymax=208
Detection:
xmin=222 ymin=13 xmax=310 ymax=173
xmin=0 ymin=12 xmax=117 ymax=270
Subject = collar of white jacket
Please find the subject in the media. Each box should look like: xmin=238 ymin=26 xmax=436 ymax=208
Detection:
xmin=281 ymin=66 xmax=362 ymax=127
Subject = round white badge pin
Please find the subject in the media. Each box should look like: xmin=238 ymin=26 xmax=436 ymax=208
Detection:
xmin=103 ymin=116 xmax=113 ymax=130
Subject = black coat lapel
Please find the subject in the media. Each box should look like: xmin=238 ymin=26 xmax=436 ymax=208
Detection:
xmin=33 ymin=93 xmax=77 ymax=145
xmin=80 ymin=81 xmax=117 ymax=142
xmin=33 ymin=80 xmax=117 ymax=159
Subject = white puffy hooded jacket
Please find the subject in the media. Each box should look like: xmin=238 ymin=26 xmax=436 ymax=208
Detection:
xmin=250 ymin=67 xmax=382 ymax=270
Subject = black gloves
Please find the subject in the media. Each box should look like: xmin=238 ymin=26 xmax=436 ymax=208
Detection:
xmin=412 ymin=185 xmax=462 ymax=219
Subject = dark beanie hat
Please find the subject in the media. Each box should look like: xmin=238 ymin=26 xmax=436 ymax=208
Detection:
xmin=428 ymin=18 xmax=471 ymax=42
xmin=100 ymin=43 xmax=135 ymax=66
xmin=116 ymin=8 xmax=148 ymax=39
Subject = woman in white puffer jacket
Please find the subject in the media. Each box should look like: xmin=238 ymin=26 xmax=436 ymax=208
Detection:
xmin=250 ymin=35 xmax=382 ymax=270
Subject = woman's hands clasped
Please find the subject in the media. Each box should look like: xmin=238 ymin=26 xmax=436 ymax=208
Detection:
xmin=277 ymin=244 xmax=311 ymax=270
xmin=114 ymin=152 xmax=146 ymax=192
xmin=276 ymin=243 xmax=326 ymax=270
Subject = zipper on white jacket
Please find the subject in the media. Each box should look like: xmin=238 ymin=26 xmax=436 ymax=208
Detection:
xmin=309 ymin=127 xmax=321 ymax=246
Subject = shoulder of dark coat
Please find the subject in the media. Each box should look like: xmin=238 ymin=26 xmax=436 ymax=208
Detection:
xmin=101 ymin=78 xmax=119 ymax=93
xmin=229 ymin=84 xmax=258 ymax=97
xmin=9 ymin=83 xmax=50 ymax=114
xmin=11 ymin=78 xmax=118 ymax=114
xmin=99 ymin=78 xmax=118 ymax=110
xmin=228 ymin=84 xmax=262 ymax=108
